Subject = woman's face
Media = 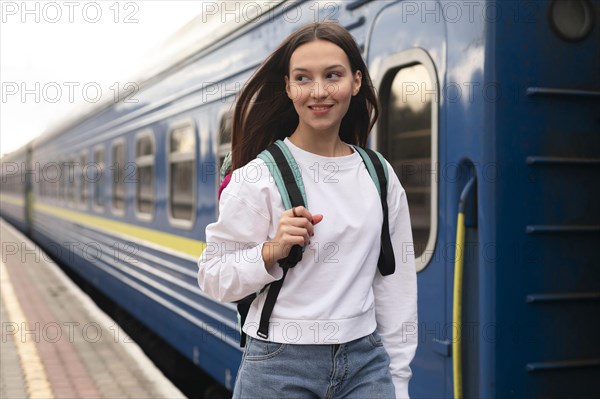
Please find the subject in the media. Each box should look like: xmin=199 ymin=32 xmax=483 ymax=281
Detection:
xmin=285 ymin=40 xmax=362 ymax=137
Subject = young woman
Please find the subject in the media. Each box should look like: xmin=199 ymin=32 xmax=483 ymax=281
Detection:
xmin=198 ymin=22 xmax=417 ymax=398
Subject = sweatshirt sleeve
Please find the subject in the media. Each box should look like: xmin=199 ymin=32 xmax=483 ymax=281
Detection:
xmin=373 ymin=162 xmax=419 ymax=399
xmin=197 ymin=160 xmax=284 ymax=303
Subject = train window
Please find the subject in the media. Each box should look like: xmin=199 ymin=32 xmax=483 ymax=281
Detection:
xmin=218 ymin=110 xmax=233 ymax=175
xmin=379 ymin=54 xmax=438 ymax=272
xmin=53 ymin=160 xmax=58 ymax=199
xmin=111 ymin=140 xmax=126 ymax=213
xmin=215 ymin=109 xmax=233 ymax=216
xmin=93 ymin=146 xmax=105 ymax=210
xmin=135 ymin=131 xmax=155 ymax=219
xmin=48 ymin=160 xmax=59 ymax=200
xmin=59 ymin=158 xmax=66 ymax=202
xmin=167 ymin=119 xmax=196 ymax=227
xmin=67 ymin=156 xmax=76 ymax=204
xmin=32 ymin=160 xmax=42 ymax=198
xmin=80 ymin=152 xmax=88 ymax=207
xmin=41 ymin=161 xmax=48 ymax=198
xmin=48 ymin=161 xmax=53 ymax=198
xmin=39 ymin=162 xmax=46 ymax=198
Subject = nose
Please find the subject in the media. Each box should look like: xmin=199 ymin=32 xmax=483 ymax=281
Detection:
xmin=310 ymin=79 xmax=331 ymax=100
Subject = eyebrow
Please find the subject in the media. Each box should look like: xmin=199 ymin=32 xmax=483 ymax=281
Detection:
xmin=291 ymin=64 xmax=346 ymax=73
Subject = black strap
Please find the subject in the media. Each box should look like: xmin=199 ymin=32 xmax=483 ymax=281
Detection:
xmin=256 ymin=143 xmax=306 ymax=340
xmin=256 ymin=268 xmax=287 ymax=339
xmin=236 ymin=295 xmax=255 ymax=347
xmin=361 ymin=148 xmax=396 ymax=276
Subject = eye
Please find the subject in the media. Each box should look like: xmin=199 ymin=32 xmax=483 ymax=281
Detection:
xmin=294 ymin=75 xmax=311 ymax=83
xmin=327 ymin=72 xmax=342 ymax=80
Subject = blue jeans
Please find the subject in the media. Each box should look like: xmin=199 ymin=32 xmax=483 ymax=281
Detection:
xmin=232 ymin=331 xmax=395 ymax=399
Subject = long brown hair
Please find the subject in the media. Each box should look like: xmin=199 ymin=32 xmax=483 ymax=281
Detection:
xmin=230 ymin=22 xmax=379 ymax=171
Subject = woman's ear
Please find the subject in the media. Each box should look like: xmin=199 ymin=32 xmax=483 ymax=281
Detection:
xmin=353 ymin=70 xmax=362 ymax=96
xmin=284 ymin=75 xmax=292 ymax=100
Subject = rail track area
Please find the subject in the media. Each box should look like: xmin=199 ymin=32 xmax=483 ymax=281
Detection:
xmin=0 ymin=218 xmax=189 ymax=399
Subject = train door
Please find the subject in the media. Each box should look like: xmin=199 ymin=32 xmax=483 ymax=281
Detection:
xmin=367 ymin=3 xmax=448 ymax=397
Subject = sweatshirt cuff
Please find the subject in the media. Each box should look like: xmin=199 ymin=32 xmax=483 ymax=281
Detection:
xmin=259 ymin=241 xmax=284 ymax=281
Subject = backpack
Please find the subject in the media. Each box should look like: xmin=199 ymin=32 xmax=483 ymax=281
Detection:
xmin=219 ymin=139 xmax=395 ymax=347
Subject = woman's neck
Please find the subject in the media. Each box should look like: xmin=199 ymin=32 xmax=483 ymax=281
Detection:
xmin=288 ymin=126 xmax=353 ymax=157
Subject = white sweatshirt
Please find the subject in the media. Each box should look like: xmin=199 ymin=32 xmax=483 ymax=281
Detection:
xmin=198 ymin=137 xmax=418 ymax=398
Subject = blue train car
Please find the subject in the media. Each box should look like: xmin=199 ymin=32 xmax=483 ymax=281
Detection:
xmin=0 ymin=145 xmax=32 ymax=233
xmin=1 ymin=1 xmax=598 ymax=397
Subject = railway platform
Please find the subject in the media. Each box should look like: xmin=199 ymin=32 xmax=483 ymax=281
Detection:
xmin=0 ymin=218 xmax=186 ymax=399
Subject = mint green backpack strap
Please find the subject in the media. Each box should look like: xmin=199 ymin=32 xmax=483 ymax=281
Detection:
xmin=257 ymin=139 xmax=307 ymax=210
xmin=352 ymin=145 xmax=388 ymax=196
xmin=252 ymin=139 xmax=308 ymax=342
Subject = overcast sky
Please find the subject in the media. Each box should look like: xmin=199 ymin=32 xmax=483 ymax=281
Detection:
xmin=0 ymin=1 xmax=206 ymax=157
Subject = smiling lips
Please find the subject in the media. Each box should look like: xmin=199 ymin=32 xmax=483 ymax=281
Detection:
xmin=308 ymin=103 xmax=334 ymax=113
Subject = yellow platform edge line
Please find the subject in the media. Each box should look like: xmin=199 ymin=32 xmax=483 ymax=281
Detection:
xmin=34 ymin=201 xmax=206 ymax=259
xmin=0 ymin=261 xmax=55 ymax=399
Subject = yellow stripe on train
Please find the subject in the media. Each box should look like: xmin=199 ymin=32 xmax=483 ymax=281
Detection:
xmin=0 ymin=193 xmax=25 ymax=207
xmin=33 ymin=202 xmax=206 ymax=259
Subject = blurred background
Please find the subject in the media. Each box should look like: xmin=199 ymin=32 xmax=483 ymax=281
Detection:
xmin=1 ymin=1 xmax=204 ymax=157
xmin=1 ymin=1 xmax=598 ymax=398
